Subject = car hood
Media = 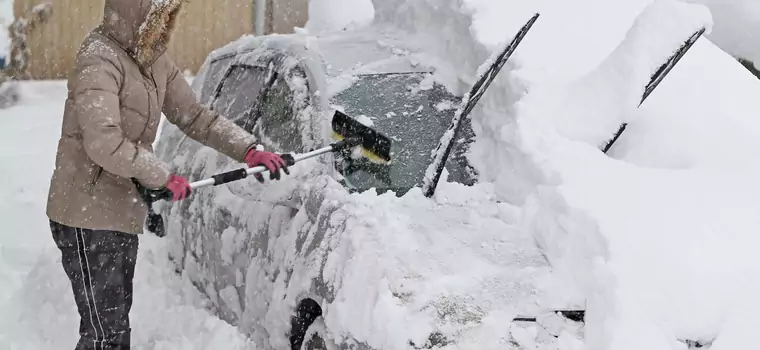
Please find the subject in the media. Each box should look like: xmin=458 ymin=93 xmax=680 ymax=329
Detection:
xmin=280 ymin=169 xmax=575 ymax=349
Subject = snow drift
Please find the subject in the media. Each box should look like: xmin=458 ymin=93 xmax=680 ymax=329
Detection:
xmin=305 ymin=0 xmax=375 ymax=34
xmin=373 ymin=0 xmax=760 ymax=349
xmin=686 ymin=0 xmax=760 ymax=64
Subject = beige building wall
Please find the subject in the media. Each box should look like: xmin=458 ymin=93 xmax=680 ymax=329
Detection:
xmin=14 ymin=0 xmax=103 ymax=79
xmin=14 ymin=0 xmax=309 ymax=79
xmin=266 ymin=0 xmax=309 ymax=34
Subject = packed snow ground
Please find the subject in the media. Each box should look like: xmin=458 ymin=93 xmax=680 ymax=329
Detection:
xmin=0 ymin=82 xmax=255 ymax=349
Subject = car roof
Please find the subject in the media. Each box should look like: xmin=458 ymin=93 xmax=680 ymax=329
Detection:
xmin=203 ymin=30 xmax=435 ymax=79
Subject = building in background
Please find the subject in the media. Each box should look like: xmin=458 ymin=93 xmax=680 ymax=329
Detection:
xmin=13 ymin=0 xmax=308 ymax=79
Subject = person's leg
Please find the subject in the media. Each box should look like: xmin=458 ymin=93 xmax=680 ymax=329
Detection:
xmin=50 ymin=220 xmax=139 ymax=350
xmin=50 ymin=220 xmax=100 ymax=349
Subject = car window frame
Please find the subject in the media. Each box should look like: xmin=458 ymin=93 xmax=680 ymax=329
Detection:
xmin=208 ymin=52 xmax=313 ymax=153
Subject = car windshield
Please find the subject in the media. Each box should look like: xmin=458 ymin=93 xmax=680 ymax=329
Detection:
xmin=332 ymin=73 xmax=475 ymax=195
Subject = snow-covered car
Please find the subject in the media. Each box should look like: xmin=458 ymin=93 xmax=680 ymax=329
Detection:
xmin=154 ymin=30 xmax=566 ymax=349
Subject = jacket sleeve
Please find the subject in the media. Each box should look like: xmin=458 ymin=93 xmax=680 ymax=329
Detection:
xmin=73 ymin=53 xmax=171 ymax=189
xmin=162 ymin=60 xmax=258 ymax=163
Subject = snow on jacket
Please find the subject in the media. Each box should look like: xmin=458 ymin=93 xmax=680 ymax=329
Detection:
xmin=47 ymin=0 xmax=258 ymax=234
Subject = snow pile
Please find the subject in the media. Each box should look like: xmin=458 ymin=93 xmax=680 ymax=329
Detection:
xmin=318 ymin=183 xmax=571 ymax=349
xmin=515 ymin=1 xmax=715 ymax=157
xmin=687 ymin=0 xmax=760 ymax=63
xmin=304 ymin=0 xmax=374 ymax=35
xmin=373 ymin=0 xmax=760 ymax=348
xmin=456 ymin=0 xmax=760 ymax=349
xmin=369 ymin=0 xmax=492 ymax=94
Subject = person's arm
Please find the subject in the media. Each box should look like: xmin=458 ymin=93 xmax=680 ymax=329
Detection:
xmin=162 ymin=60 xmax=257 ymax=163
xmin=73 ymin=53 xmax=170 ymax=189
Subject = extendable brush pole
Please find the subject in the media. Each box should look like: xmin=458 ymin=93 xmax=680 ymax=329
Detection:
xmin=187 ymin=140 xmax=355 ymax=191
xmin=135 ymin=136 xmax=363 ymax=204
xmin=136 ymin=110 xmax=393 ymax=237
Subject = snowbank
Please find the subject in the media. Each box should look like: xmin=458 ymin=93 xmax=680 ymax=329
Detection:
xmin=318 ymin=182 xmax=565 ymax=349
xmin=460 ymin=0 xmax=760 ymax=349
xmin=687 ymin=0 xmax=760 ymax=63
xmin=305 ymin=0 xmax=374 ymax=35
xmin=374 ymin=0 xmax=760 ymax=348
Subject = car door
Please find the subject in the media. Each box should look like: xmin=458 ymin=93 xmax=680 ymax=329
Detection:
xmin=203 ymin=55 xmax=318 ymax=327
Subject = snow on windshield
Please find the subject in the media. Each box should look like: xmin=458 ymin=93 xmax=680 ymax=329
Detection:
xmin=332 ymin=73 xmax=474 ymax=193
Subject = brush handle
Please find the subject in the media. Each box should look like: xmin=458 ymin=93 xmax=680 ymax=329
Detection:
xmin=136 ymin=110 xmax=390 ymax=237
xmin=135 ymin=137 xmax=361 ymax=204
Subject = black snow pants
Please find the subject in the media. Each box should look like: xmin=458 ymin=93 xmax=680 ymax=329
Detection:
xmin=49 ymin=220 xmax=138 ymax=350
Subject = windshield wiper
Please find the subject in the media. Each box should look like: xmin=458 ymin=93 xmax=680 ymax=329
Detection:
xmin=421 ymin=13 xmax=540 ymax=198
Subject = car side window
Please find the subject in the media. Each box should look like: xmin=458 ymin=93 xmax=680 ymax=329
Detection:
xmin=199 ymin=57 xmax=234 ymax=104
xmin=211 ymin=61 xmax=309 ymax=154
xmin=253 ymin=71 xmax=304 ymax=153
xmin=212 ymin=65 xmax=268 ymax=133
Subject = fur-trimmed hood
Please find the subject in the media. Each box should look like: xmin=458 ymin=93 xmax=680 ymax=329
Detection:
xmin=100 ymin=0 xmax=185 ymax=68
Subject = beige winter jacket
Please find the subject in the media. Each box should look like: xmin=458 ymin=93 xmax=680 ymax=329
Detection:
xmin=46 ymin=0 xmax=258 ymax=234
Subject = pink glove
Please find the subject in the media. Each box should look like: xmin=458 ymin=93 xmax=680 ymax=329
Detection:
xmin=165 ymin=174 xmax=192 ymax=201
xmin=244 ymin=149 xmax=290 ymax=183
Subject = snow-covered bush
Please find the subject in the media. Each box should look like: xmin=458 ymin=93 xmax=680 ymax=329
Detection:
xmin=7 ymin=2 xmax=52 ymax=80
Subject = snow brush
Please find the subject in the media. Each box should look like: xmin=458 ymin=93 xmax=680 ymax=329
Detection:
xmin=134 ymin=110 xmax=392 ymax=237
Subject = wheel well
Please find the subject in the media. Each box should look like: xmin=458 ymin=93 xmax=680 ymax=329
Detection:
xmin=289 ymin=298 xmax=323 ymax=350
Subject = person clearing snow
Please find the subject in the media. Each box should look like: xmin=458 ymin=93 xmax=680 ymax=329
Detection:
xmin=45 ymin=0 xmax=291 ymax=348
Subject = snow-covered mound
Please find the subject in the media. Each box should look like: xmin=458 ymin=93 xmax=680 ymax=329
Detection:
xmin=372 ymin=0 xmax=760 ymax=349
xmin=687 ymin=0 xmax=760 ymax=64
xmin=316 ymin=182 xmax=567 ymax=349
xmin=305 ymin=0 xmax=375 ymax=34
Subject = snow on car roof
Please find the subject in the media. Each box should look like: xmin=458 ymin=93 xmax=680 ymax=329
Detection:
xmin=204 ymin=30 xmax=435 ymax=79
